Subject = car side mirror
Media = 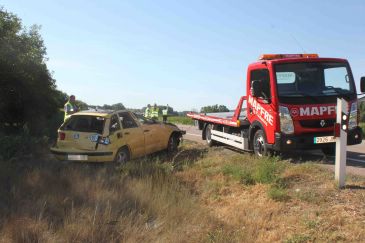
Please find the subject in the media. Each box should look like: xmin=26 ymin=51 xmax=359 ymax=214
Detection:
xmin=361 ymin=77 xmax=365 ymax=93
xmin=251 ymin=80 xmax=262 ymax=97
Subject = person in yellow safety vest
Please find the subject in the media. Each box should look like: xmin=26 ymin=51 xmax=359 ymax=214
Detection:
xmin=64 ymin=95 xmax=79 ymax=121
xmin=151 ymin=103 xmax=159 ymax=121
xmin=144 ymin=104 xmax=151 ymax=118
xmin=162 ymin=104 xmax=169 ymax=123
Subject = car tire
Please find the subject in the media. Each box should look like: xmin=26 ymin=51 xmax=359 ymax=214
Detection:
xmin=322 ymin=147 xmax=335 ymax=156
xmin=114 ymin=147 xmax=130 ymax=166
xmin=167 ymin=134 xmax=179 ymax=154
xmin=253 ymin=129 xmax=269 ymax=157
xmin=205 ymin=124 xmax=216 ymax=147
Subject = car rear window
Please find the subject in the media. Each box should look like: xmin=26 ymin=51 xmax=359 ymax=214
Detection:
xmin=61 ymin=115 xmax=105 ymax=134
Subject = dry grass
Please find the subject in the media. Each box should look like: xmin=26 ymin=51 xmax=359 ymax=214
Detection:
xmin=0 ymin=141 xmax=365 ymax=242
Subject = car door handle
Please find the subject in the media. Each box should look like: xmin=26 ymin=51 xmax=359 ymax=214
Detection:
xmin=117 ymin=132 xmax=123 ymax=138
xmin=144 ymin=129 xmax=150 ymax=132
xmin=124 ymin=132 xmax=130 ymax=135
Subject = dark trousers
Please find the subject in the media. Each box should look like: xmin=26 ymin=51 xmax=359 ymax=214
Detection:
xmin=163 ymin=115 xmax=167 ymax=123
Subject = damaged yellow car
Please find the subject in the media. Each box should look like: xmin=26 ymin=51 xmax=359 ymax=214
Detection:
xmin=51 ymin=110 xmax=185 ymax=164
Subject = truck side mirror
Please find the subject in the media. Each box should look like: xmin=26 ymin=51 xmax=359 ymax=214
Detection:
xmin=251 ymin=80 xmax=261 ymax=97
xmin=361 ymin=77 xmax=365 ymax=93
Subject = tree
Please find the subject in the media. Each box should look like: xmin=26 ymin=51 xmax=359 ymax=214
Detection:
xmin=200 ymin=104 xmax=229 ymax=113
xmin=0 ymin=8 xmax=62 ymax=135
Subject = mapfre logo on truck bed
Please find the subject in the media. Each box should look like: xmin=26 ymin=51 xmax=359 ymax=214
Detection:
xmin=290 ymin=105 xmax=336 ymax=117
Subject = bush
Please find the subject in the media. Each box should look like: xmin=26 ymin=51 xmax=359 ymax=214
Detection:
xmin=253 ymin=157 xmax=285 ymax=184
xmin=222 ymin=164 xmax=255 ymax=185
xmin=360 ymin=122 xmax=365 ymax=139
xmin=0 ymin=127 xmax=49 ymax=161
xmin=267 ymin=186 xmax=290 ymax=202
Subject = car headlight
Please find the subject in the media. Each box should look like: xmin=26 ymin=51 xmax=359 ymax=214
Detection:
xmin=279 ymin=106 xmax=294 ymax=134
xmin=348 ymin=101 xmax=358 ymax=129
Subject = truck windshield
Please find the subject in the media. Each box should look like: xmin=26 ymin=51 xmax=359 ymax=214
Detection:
xmin=275 ymin=62 xmax=355 ymax=98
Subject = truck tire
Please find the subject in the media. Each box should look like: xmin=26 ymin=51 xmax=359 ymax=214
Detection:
xmin=253 ymin=129 xmax=269 ymax=157
xmin=205 ymin=124 xmax=216 ymax=147
xmin=114 ymin=147 xmax=130 ymax=166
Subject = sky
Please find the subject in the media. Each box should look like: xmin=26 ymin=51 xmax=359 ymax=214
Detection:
xmin=2 ymin=0 xmax=365 ymax=111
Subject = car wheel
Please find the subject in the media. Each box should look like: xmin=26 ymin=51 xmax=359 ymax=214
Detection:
xmin=167 ymin=134 xmax=179 ymax=154
xmin=205 ymin=124 xmax=216 ymax=147
xmin=253 ymin=129 xmax=269 ymax=157
xmin=114 ymin=147 xmax=130 ymax=166
xmin=322 ymin=147 xmax=335 ymax=156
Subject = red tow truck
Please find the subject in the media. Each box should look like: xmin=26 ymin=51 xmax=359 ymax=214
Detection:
xmin=188 ymin=54 xmax=365 ymax=156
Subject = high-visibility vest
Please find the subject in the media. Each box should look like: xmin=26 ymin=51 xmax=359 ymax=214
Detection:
xmin=151 ymin=107 xmax=159 ymax=118
xmin=162 ymin=108 xmax=168 ymax=116
xmin=64 ymin=101 xmax=78 ymax=121
xmin=144 ymin=107 xmax=151 ymax=118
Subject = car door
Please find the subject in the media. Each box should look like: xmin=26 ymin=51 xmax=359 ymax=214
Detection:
xmin=107 ymin=114 xmax=123 ymax=155
xmin=247 ymin=67 xmax=276 ymax=144
xmin=118 ymin=112 xmax=145 ymax=158
xmin=135 ymin=114 xmax=162 ymax=154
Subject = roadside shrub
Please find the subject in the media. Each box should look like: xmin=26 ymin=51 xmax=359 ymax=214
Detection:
xmin=222 ymin=164 xmax=255 ymax=185
xmin=253 ymin=157 xmax=285 ymax=184
xmin=284 ymin=234 xmax=311 ymax=243
xmin=267 ymin=186 xmax=290 ymax=202
xmin=0 ymin=129 xmax=49 ymax=161
xmin=359 ymin=122 xmax=365 ymax=138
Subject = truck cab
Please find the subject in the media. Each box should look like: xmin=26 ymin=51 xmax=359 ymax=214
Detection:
xmin=247 ymin=54 xmax=362 ymax=155
xmin=188 ymin=54 xmax=364 ymax=156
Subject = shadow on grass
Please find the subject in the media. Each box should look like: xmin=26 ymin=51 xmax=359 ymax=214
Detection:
xmin=345 ymin=184 xmax=365 ymax=190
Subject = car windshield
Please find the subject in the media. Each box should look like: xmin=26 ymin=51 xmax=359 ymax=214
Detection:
xmin=275 ymin=62 xmax=355 ymax=97
xmin=61 ymin=115 xmax=105 ymax=134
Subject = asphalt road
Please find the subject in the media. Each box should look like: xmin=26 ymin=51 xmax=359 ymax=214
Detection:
xmin=178 ymin=124 xmax=365 ymax=176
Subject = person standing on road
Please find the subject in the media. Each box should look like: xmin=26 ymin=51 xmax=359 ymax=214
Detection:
xmin=162 ymin=104 xmax=169 ymax=123
xmin=144 ymin=104 xmax=151 ymax=118
xmin=151 ymin=103 xmax=159 ymax=121
xmin=64 ymin=95 xmax=79 ymax=121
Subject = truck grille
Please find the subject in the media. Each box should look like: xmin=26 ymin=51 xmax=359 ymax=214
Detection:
xmin=299 ymin=119 xmax=335 ymax=128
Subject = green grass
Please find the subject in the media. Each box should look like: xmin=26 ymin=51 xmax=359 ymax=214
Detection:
xmin=166 ymin=116 xmax=194 ymax=125
xmin=221 ymin=156 xmax=287 ymax=186
xmin=360 ymin=122 xmax=365 ymax=138
xmin=222 ymin=164 xmax=255 ymax=185
xmin=267 ymin=186 xmax=290 ymax=202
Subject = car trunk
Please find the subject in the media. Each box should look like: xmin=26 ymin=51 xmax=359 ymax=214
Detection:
xmin=58 ymin=115 xmax=107 ymax=151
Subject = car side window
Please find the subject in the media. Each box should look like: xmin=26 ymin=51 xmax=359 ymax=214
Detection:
xmin=250 ymin=69 xmax=271 ymax=100
xmin=118 ymin=112 xmax=138 ymax=129
xmin=109 ymin=114 xmax=121 ymax=133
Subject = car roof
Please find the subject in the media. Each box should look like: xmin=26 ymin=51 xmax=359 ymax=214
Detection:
xmin=72 ymin=109 xmax=129 ymax=117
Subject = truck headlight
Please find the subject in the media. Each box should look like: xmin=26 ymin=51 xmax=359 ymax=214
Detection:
xmin=348 ymin=101 xmax=358 ymax=129
xmin=279 ymin=106 xmax=294 ymax=134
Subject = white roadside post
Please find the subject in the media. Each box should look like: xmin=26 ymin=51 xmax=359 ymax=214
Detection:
xmin=335 ymin=98 xmax=348 ymax=188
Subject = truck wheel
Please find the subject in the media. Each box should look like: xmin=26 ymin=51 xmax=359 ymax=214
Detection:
xmin=167 ymin=134 xmax=179 ymax=154
xmin=114 ymin=147 xmax=130 ymax=166
xmin=205 ymin=124 xmax=216 ymax=147
xmin=253 ymin=129 xmax=269 ymax=157
xmin=322 ymin=147 xmax=335 ymax=156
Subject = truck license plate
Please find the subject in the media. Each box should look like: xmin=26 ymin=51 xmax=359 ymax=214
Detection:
xmin=67 ymin=155 xmax=88 ymax=160
xmin=314 ymin=136 xmax=336 ymax=144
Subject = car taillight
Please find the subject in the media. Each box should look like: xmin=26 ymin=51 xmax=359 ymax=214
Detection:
xmin=59 ymin=132 xmax=66 ymax=140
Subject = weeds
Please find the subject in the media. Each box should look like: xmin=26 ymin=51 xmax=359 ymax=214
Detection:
xmin=1 ymin=142 xmax=365 ymax=242
xmin=284 ymin=234 xmax=311 ymax=243
xmin=267 ymin=186 xmax=290 ymax=202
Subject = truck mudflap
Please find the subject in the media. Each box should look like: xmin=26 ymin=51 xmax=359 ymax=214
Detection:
xmin=270 ymin=126 xmax=363 ymax=151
